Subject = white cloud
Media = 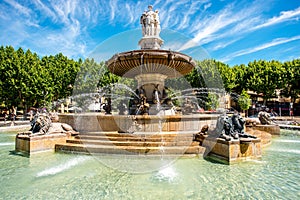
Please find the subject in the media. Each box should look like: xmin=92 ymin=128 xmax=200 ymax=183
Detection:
xmin=204 ymin=3 xmax=212 ymax=11
xmin=1 ymin=0 xmax=299 ymax=63
xmin=175 ymin=2 xmax=300 ymax=53
xmin=32 ymin=0 xmax=57 ymax=20
xmin=221 ymin=35 xmax=300 ymax=62
xmin=253 ymin=6 xmax=300 ymax=30
xmin=177 ymin=1 xmax=204 ymax=30
xmin=210 ymin=38 xmax=241 ymax=51
xmin=3 ymin=0 xmax=31 ymax=16
xmin=178 ymin=4 xmax=247 ymax=51
xmin=109 ymin=0 xmax=118 ymax=22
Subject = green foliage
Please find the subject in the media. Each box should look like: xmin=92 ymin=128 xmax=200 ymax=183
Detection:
xmin=73 ymin=58 xmax=105 ymax=94
xmin=1 ymin=45 xmax=299 ymax=113
xmin=238 ymin=90 xmax=251 ymax=111
xmin=196 ymin=59 xmax=224 ymax=89
xmin=206 ymin=92 xmax=219 ymax=110
xmin=281 ymin=59 xmax=300 ymax=103
xmin=215 ymin=60 xmax=236 ymax=92
xmin=247 ymin=60 xmax=284 ymax=103
xmin=231 ymin=64 xmax=247 ymax=94
xmin=0 ymin=46 xmax=81 ymax=111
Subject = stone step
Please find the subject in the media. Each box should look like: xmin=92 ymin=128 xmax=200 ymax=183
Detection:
xmin=55 ymin=143 xmax=204 ymax=155
xmin=75 ymin=134 xmax=194 ymax=142
xmin=66 ymin=138 xmax=199 ymax=147
xmin=80 ymin=131 xmax=196 ymax=137
xmin=75 ymin=135 xmax=193 ymax=142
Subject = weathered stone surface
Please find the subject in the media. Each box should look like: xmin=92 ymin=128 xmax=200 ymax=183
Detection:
xmin=203 ymin=137 xmax=262 ymax=164
xmin=106 ymin=50 xmax=196 ymax=78
xmin=58 ymin=113 xmax=218 ymax=133
xmin=15 ymin=133 xmax=68 ymax=155
xmin=245 ymin=127 xmax=272 ymax=146
xmin=55 ymin=131 xmax=205 ymax=156
xmin=61 ymin=123 xmax=73 ymax=131
xmin=246 ymin=124 xmax=280 ymax=135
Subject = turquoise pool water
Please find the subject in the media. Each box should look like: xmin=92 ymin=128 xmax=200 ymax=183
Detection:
xmin=0 ymin=130 xmax=299 ymax=199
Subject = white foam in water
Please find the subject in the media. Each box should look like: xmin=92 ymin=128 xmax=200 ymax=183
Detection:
xmin=275 ymin=139 xmax=300 ymax=143
xmin=155 ymin=166 xmax=177 ymax=182
xmin=268 ymin=148 xmax=300 ymax=155
xmin=247 ymin=159 xmax=267 ymax=164
xmin=36 ymin=156 xmax=90 ymax=177
xmin=0 ymin=142 xmax=14 ymax=146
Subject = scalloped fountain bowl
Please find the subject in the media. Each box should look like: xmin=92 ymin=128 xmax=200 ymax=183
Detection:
xmin=106 ymin=49 xmax=196 ymax=78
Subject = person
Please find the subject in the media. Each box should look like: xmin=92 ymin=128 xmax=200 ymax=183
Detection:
xmin=61 ymin=103 xmax=65 ymax=114
xmin=11 ymin=106 xmax=17 ymax=126
xmin=3 ymin=110 xmax=8 ymax=124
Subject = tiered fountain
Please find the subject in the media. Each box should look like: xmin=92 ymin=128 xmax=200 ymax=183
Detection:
xmin=16 ymin=5 xmax=262 ymax=164
xmin=56 ymin=5 xmax=219 ymax=157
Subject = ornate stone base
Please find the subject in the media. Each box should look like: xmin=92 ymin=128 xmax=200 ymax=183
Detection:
xmin=202 ymin=137 xmax=262 ymax=164
xmin=15 ymin=134 xmax=68 ymax=156
xmin=247 ymin=124 xmax=280 ymax=135
xmin=138 ymin=36 xmax=163 ymax=50
xmin=58 ymin=113 xmax=219 ymax=133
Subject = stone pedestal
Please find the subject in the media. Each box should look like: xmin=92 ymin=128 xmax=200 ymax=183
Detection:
xmin=15 ymin=134 xmax=68 ymax=156
xmin=247 ymin=124 xmax=280 ymax=135
xmin=202 ymin=137 xmax=262 ymax=164
xmin=135 ymin=73 xmax=167 ymax=101
xmin=138 ymin=36 xmax=163 ymax=50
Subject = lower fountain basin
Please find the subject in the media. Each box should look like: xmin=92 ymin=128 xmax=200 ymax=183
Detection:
xmin=58 ymin=113 xmax=219 ymax=133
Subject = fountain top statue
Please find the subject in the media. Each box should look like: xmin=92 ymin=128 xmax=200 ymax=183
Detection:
xmin=140 ymin=5 xmax=161 ymax=37
xmin=106 ymin=5 xmax=195 ymax=79
xmin=139 ymin=5 xmax=163 ymax=50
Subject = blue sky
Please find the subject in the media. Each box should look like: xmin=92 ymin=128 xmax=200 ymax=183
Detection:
xmin=0 ymin=0 xmax=300 ymax=66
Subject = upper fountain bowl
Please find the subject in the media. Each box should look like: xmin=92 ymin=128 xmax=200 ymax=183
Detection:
xmin=106 ymin=49 xmax=196 ymax=79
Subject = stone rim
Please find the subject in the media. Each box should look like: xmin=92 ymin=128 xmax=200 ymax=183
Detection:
xmin=106 ymin=49 xmax=196 ymax=78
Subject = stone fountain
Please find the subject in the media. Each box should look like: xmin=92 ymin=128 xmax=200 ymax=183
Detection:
xmin=105 ymin=5 xmax=195 ymax=115
xmin=15 ymin=5 xmax=264 ymax=164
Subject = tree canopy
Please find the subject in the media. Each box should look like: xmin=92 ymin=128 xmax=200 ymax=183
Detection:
xmin=0 ymin=45 xmax=299 ymax=113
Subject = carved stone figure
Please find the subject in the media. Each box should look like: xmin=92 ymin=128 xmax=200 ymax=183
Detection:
xmin=216 ymin=114 xmax=256 ymax=141
xmin=118 ymin=101 xmax=128 ymax=115
xmin=153 ymin=10 xmax=161 ymax=36
xmin=258 ymin=111 xmax=275 ymax=125
xmin=30 ymin=113 xmax=52 ymax=135
xmin=193 ymin=125 xmax=210 ymax=145
xmin=140 ymin=5 xmax=161 ymax=37
xmin=231 ymin=113 xmax=257 ymax=139
xmin=103 ymin=97 xmax=112 ymax=115
xmin=217 ymin=115 xmax=238 ymax=141
xmin=152 ymin=84 xmax=161 ymax=104
xmin=140 ymin=12 xmax=147 ymax=36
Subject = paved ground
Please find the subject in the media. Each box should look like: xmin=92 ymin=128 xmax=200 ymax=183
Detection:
xmin=0 ymin=120 xmax=30 ymax=132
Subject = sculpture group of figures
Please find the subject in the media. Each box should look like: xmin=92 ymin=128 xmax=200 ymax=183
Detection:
xmin=217 ymin=113 xmax=257 ymax=141
xmin=128 ymin=84 xmax=172 ymax=115
xmin=101 ymin=84 xmax=201 ymax=115
xmin=140 ymin=5 xmax=161 ymax=37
